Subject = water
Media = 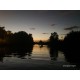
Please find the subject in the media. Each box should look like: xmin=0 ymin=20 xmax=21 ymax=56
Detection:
xmin=32 ymin=45 xmax=66 ymax=61
xmin=0 ymin=45 xmax=78 ymax=69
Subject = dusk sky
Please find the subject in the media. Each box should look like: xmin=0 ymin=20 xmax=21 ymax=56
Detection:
xmin=0 ymin=10 xmax=80 ymax=41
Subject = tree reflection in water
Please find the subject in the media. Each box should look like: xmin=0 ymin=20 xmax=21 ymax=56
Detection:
xmin=0 ymin=45 xmax=33 ymax=62
xmin=49 ymin=47 xmax=58 ymax=61
xmin=64 ymin=50 xmax=80 ymax=69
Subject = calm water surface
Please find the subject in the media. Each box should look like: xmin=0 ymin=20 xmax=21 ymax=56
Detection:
xmin=1 ymin=45 xmax=66 ymax=61
xmin=0 ymin=45 xmax=76 ymax=69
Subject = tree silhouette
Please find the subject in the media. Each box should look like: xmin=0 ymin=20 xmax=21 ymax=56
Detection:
xmin=0 ymin=26 xmax=7 ymax=39
xmin=63 ymin=31 xmax=80 ymax=50
xmin=49 ymin=47 xmax=58 ymax=60
xmin=48 ymin=32 xmax=59 ymax=47
xmin=7 ymin=31 xmax=34 ymax=46
xmin=0 ymin=26 xmax=34 ymax=46
xmin=39 ymin=40 xmax=43 ymax=45
xmin=28 ymin=33 xmax=34 ymax=45
xmin=62 ymin=31 xmax=80 ymax=68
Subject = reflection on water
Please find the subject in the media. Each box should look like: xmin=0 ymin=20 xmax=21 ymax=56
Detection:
xmin=31 ymin=45 xmax=50 ymax=60
xmin=0 ymin=44 xmax=78 ymax=69
xmin=0 ymin=46 xmax=33 ymax=62
xmin=0 ymin=45 xmax=66 ymax=62
xmin=49 ymin=47 xmax=58 ymax=60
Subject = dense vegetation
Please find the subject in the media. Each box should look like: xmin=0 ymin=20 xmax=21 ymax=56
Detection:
xmin=0 ymin=27 xmax=34 ymax=46
xmin=0 ymin=26 xmax=80 ymax=50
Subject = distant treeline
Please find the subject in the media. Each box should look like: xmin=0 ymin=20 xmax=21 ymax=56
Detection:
xmin=0 ymin=27 xmax=34 ymax=46
xmin=37 ymin=31 xmax=80 ymax=50
xmin=0 ymin=26 xmax=80 ymax=51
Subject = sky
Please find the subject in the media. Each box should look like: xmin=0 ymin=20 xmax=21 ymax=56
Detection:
xmin=0 ymin=10 xmax=80 ymax=41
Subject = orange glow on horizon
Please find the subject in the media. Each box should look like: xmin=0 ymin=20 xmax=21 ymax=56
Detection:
xmin=34 ymin=39 xmax=48 ymax=42
xmin=33 ymin=35 xmax=65 ymax=42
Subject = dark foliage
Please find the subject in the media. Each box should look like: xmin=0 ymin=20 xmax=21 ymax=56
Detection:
xmin=8 ymin=31 xmax=34 ymax=46
xmin=0 ymin=27 xmax=34 ymax=46
xmin=48 ymin=32 xmax=59 ymax=48
xmin=62 ymin=31 xmax=80 ymax=67
xmin=0 ymin=27 xmax=7 ymax=39
xmin=63 ymin=31 xmax=80 ymax=50
xmin=34 ymin=40 xmax=48 ymax=45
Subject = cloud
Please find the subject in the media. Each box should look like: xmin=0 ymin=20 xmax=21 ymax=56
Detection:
xmin=51 ymin=24 xmax=56 ymax=26
xmin=64 ymin=26 xmax=80 ymax=30
xmin=42 ymin=33 xmax=48 ymax=34
xmin=29 ymin=28 xmax=36 ymax=30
